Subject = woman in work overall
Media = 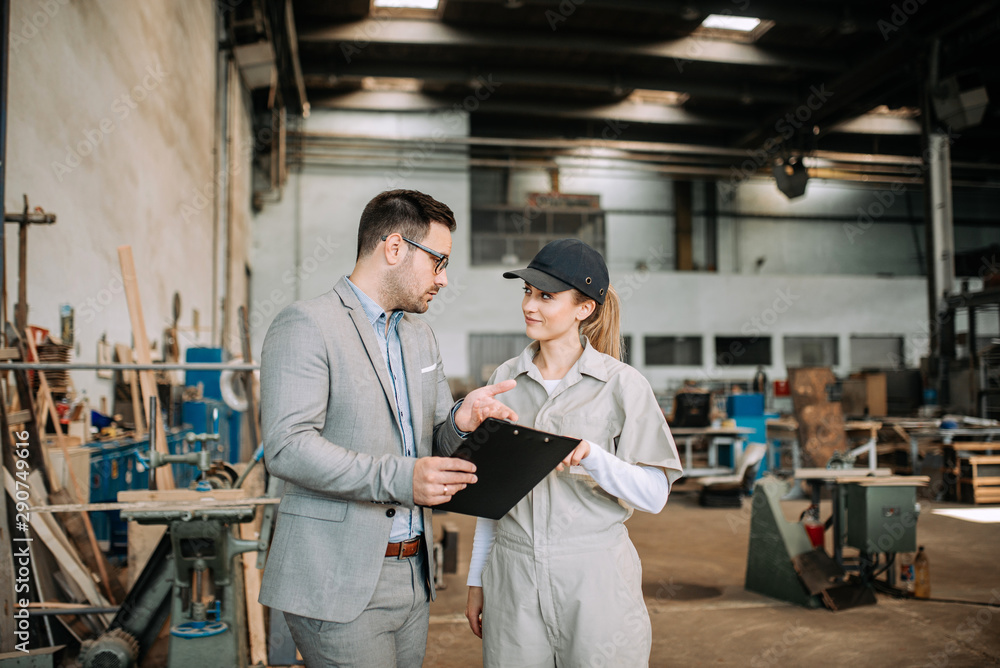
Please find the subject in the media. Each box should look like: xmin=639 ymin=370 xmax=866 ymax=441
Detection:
xmin=465 ymin=239 xmax=684 ymax=667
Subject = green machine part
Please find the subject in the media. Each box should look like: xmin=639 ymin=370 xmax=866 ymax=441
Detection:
xmin=120 ymin=506 xmax=261 ymax=668
xmin=844 ymin=483 xmax=919 ymax=554
xmin=745 ymin=477 xmax=822 ymax=608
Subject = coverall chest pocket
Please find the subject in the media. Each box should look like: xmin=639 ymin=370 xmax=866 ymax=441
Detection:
xmin=553 ymin=413 xmax=618 ymax=479
xmin=555 ymin=412 xmax=616 ymax=447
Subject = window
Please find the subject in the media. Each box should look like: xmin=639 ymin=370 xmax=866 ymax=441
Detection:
xmin=850 ymin=336 xmax=904 ymax=370
xmin=469 ymin=333 xmax=532 ymax=385
xmin=785 ymin=336 xmax=839 ymax=367
xmin=622 ymin=335 xmax=633 ymax=366
xmin=470 ymin=207 xmax=605 ymax=266
xmin=715 ymin=336 xmax=771 ymax=366
xmin=645 ymin=336 xmax=702 ymax=366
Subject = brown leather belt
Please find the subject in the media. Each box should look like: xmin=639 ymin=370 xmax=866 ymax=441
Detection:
xmin=385 ymin=536 xmax=423 ymax=559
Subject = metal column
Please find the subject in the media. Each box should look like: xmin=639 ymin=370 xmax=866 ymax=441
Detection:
xmin=927 ymin=132 xmax=955 ymax=314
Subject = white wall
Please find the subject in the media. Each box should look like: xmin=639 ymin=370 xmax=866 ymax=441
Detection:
xmin=251 ymin=109 xmax=950 ymax=393
xmin=6 ymin=0 xmax=253 ymax=411
xmin=720 ymin=179 xmax=1000 ymax=276
xmin=250 ymin=109 xmax=472 ymax=373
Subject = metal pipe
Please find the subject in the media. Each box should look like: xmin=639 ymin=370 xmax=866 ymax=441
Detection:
xmin=0 ymin=362 xmax=258 ymax=371
xmin=28 ymin=607 xmax=119 ymax=617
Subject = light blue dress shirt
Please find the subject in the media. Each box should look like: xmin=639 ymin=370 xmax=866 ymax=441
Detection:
xmin=346 ymin=277 xmax=423 ymax=541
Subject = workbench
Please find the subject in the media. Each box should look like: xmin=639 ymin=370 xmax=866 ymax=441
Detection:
xmin=794 ymin=468 xmax=928 ymax=570
xmin=766 ymin=419 xmax=882 ymax=471
xmin=671 ymin=426 xmax=755 ymax=477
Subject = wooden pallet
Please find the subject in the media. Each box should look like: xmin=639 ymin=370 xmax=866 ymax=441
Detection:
xmin=959 ymin=455 xmax=1000 ymax=504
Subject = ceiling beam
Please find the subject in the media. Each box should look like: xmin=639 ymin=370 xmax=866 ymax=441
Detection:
xmin=445 ymin=0 xmax=884 ymax=31
xmin=736 ymin=0 xmax=1000 ymax=149
xmin=299 ymin=18 xmax=844 ymax=71
xmin=302 ymin=62 xmax=800 ymax=104
xmin=309 ymin=90 xmax=754 ymax=128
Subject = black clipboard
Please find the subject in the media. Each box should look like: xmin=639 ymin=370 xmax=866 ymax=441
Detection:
xmin=436 ymin=418 xmax=580 ymax=520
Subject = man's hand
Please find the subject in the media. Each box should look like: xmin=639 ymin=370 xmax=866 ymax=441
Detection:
xmin=555 ymin=439 xmax=590 ymax=471
xmin=454 ymin=379 xmax=518 ymax=432
xmin=466 ymin=586 xmax=485 ymax=638
xmin=413 ymin=456 xmax=478 ymax=506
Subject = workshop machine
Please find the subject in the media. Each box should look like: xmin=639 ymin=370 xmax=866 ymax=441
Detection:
xmin=76 ymin=404 xmax=269 ymax=668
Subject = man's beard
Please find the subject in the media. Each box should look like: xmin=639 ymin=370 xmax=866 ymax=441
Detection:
xmin=382 ymin=254 xmax=430 ymax=314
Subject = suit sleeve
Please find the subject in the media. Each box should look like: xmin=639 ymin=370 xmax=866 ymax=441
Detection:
xmin=261 ymin=304 xmax=417 ymax=506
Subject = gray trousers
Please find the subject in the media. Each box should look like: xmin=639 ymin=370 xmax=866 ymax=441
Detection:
xmin=284 ymin=551 xmax=430 ymax=668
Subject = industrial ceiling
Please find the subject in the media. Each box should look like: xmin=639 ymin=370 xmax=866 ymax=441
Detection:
xmin=239 ymin=0 xmax=1000 ymax=186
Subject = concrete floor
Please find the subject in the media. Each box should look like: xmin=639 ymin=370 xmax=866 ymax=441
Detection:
xmin=425 ymin=482 xmax=1000 ymax=668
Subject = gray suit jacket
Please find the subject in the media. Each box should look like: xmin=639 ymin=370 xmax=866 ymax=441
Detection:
xmin=258 ymin=276 xmax=464 ymax=623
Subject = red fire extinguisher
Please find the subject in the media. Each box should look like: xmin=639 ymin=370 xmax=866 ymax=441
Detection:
xmin=801 ymin=505 xmax=825 ymax=549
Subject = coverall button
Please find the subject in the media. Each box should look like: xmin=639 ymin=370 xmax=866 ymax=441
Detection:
xmin=386 ymin=508 xmax=396 ymax=518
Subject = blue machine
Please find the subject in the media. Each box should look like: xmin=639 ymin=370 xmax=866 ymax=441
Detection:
xmin=87 ymin=428 xmax=194 ymax=555
xmin=183 ymin=347 xmax=245 ymax=463
xmin=732 ymin=413 xmax=780 ymax=479
xmin=185 ymin=347 xmax=225 ymax=400
xmin=182 ymin=399 xmax=242 ymax=465
xmin=724 ymin=393 xmax=777 ymax=477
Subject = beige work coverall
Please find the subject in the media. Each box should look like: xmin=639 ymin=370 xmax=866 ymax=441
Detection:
xmin=481 ymin=338 xmax=684 ymax=668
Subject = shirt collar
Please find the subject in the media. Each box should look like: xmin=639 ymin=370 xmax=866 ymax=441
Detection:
xmin=512 ymin=335 xmax=610 ymax=383
xmin=345 ymin=276 xmax=404 ymax=330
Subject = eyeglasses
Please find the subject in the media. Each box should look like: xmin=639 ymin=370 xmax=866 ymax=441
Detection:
xmin=381 ymin=234 xmax=450 ymax=275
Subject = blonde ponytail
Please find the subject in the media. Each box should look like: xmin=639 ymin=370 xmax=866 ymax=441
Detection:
xmin=577 ymin=285 xmax=623 ymax=361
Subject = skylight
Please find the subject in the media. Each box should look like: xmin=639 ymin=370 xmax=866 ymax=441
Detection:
xmin=373 ymin=0 xmax=439 ymax=8
xmin=700 ymin=14 xmax=761 ymax=32
xmin=361 ymin=77 xmax=423 ymax=92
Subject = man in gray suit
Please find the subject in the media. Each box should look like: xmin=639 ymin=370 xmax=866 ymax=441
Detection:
xmin=258 ymin=190 xmax=517 ymax=667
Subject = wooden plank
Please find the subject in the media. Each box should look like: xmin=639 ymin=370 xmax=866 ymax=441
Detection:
xmin=24 ymin=334 xmax=116 ymax=605
xmin=239 ymin=305 xmax=261 ymax=463
xmin=126 ymin=524 xmax=166 ymax=590
xmin=30 ymin=496 xmax=279 ymax=514
xmin=852 ymin=476 xmax=930 ymax=486
xmin=863 ymin=373 xmax=888 ymax=417
xmin=52 ymin=489 xmax=127 ymax=603
xmin=840 ymin=379 xmax=867 ymax=418
xmin=792 ymin=549 xmax=846 ymax=596
xmin=3 ymin=470 xmax=112 ymax=627
xmin=117 ymin=246 xmax=174 ymax=489
xmin=821 ymin=581 xmax=877 ymax=611
xmin=24 ymin=334 xmax=62 ymax=493
xmin=26 ymin=472 xmax=81 ymax=571
xmin=114 ymin=343 xmax=145 ymax=435
xmin=241 ymin=521 xmax=267 ymax=666
xmin=0 ymin=463 xmax=16 ymax=653
xmin=118 ymin=488 xmax=248 ymax=503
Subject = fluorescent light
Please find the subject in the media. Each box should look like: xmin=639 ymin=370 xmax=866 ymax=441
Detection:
xmin=373 ymin=0 xmax=439 ymax=8
xmin=628 ymin=89 xmax=690 ymax=106
xmin=361 ymin=77 xmax=423 ymax=92
xmin=700 ymin=14 xmax=761 ymax=31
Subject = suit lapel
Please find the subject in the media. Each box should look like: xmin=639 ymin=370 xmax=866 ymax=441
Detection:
xmin=398 ymin=316 xmax=426 ymax=456
xmin=333 ymin=279 xmax=401 ymax=429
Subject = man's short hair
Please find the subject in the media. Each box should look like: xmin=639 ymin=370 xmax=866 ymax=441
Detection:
xmin=356 ymin=190 xmax=457 ymax=260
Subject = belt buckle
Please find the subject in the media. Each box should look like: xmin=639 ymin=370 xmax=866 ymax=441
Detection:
xmin=399 ymin=537 xmax=419 ymax=560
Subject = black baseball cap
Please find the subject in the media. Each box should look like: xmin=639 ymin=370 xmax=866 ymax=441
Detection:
xmin=503 ymin=239 xmax=609 ymax=304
